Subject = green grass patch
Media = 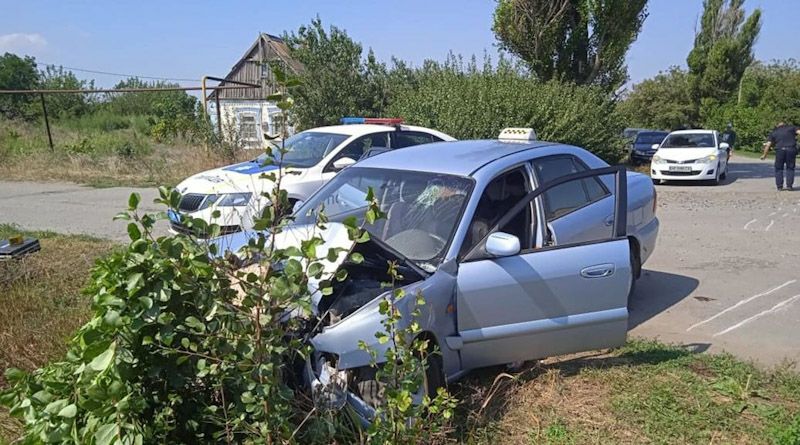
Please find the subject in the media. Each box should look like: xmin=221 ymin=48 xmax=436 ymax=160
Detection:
xmin=458 ymin=339 xmax=800 ymax=444
xmin=0 ymin=225 xmax=114 ymax=440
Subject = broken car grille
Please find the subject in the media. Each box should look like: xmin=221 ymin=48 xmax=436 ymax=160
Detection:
xmin=178 ymin=194 xmax=206 ymax=212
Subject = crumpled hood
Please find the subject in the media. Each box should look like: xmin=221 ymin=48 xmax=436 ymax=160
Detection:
xmin=210 ymin=222 xmax=355 ymax=310
xmin=655 ymin=147 xmax=717 ymax=162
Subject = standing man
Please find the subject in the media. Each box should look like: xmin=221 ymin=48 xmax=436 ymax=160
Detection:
xmin=721 ymin=122 xmax=737 ymax=161
xmin=761 ymin=121 xmax=800 ymax=191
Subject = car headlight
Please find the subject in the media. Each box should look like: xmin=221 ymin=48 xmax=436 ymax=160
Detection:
xmin=217 ymin=193 xmax=253 ymax=207
xmin=699 ymin=154 xmax=717 ymax=163
xmin=652 ymin=155 xmax=663 ymax=164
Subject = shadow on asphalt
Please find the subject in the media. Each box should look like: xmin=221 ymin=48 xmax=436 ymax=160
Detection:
xmin=628 ymin=270 xmax=699 ymax=330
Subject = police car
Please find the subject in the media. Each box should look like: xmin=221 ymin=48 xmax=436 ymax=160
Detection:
xmin=169 ymin=118 xmax=454 ymax=236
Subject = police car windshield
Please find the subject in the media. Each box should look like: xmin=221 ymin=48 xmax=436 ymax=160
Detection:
xmin=661 ymin=133 xmax=715 ymax=148
xmin=256 ymin=131 xmax=349 ymax=168
xmin=295 ymin=167 xmax=473 ymax=267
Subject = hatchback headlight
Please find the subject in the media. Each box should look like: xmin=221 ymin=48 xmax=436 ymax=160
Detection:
xmin=699 ymin=154 xmax=717 ymax=163
xmin=652 ymin=155 xmax=663 ymax=164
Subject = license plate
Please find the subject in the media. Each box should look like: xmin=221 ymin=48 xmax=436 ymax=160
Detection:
xmin=668 ymin=165 xmax=692 ymax=172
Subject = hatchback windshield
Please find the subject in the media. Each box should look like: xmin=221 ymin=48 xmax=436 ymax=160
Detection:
xmin=295 ymin=167 xmax=473 ymax=268
xmin=635 ymin=132 xmax=668 ymax=145
xmin=256 ymin=131 xmax=350 ymax=168
xmin=661 ymin=133 xmax=715 ymax=148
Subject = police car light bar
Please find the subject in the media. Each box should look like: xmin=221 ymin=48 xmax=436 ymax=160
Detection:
xmin=340 ymin=117 xmax=404 ymax=125
xmin=498 ymin=127 xmax=537 ymax=142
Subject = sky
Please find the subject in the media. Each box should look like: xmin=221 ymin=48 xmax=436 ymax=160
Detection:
xmin=1 ymin=0 xmax=798 ymax=90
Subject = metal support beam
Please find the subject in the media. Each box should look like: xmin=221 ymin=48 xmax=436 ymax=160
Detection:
xmin=39 ymin=93 xmax=54 ymax=151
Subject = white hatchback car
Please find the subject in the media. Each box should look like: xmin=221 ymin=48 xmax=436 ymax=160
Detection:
xmin=169 ymin=119 xmax=454 ymax=236
xmin=650 ymin=129 xmax=730 ymax=185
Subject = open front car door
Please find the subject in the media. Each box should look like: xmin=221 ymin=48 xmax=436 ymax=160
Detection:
xmin=451 ymin=166 xmax=631 ymax=370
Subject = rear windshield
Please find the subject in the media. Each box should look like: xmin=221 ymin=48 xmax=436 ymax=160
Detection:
xmin=635 ymin=132 xmax=668 ymax=144
xmin=661 ymin=133 xmax=715 ymax=148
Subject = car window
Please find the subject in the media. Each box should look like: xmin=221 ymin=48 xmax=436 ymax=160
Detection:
xmin=393 ymin=131 xmax=440 ymax=148
xmin=661 ymin=133 xmax=715 ymax=148
xmin=460 ymin=167 xmax=532 ymax=259
xmin=326 ymin=132 xmax=389 ymax=171
xmin=532 ymin=156 xmax=610 ymax=221
xmin=634 ymin=132 xmax=668 ymax=144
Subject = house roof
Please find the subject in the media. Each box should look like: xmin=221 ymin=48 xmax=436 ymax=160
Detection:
xmin=208 ymin=33 xmax=303 ymax=101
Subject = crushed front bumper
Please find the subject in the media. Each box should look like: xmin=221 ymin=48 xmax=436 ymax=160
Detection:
xmin=304 ymin=354 xmax=376 ymax=425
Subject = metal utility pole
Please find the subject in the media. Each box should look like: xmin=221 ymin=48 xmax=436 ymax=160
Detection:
xmin=39 ymin=93 xmax=54 ymax=151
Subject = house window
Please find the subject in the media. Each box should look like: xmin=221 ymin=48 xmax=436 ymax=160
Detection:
xmin=239 ymin=114 xmax=259 ymax=142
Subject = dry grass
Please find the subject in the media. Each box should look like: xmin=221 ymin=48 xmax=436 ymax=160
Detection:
xmin=0 ymin=143 xmax=249 ymax=188
xmin=0 ymin=117 xmax=253 ymax=188
xmin=0 ymin=225 xmax=114 ymax=440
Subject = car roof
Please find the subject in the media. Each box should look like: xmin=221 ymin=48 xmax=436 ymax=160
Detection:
xmin=354 ymin=139 xmax=558 ymax=176
xmin=303 ymin=124 xmax=450 ymax=138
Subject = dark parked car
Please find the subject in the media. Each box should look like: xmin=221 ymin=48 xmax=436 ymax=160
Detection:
xmin=630 ymin=131 xmax=669 ymax=165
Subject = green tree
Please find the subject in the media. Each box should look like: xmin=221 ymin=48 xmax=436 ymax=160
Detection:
xmin=388 ymin=54 xmax=627 ymax=162
xmin=687 ymin=0 xmax=762 ymax=123
xmin=492 ymin=0 xmax=649 ymax=91
xmin=0 ymin=53 xmax=39 ymax=120
xmin=618 ymin=67 xmax=693 ymax=130
xmin=285 ymin=18 xmax=390 ymax=128
xmin=39 ymin=65 xmax=95 ymax=118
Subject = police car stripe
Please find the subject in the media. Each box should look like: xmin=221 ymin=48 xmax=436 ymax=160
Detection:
xmin=221 ymin=161 xmax=280 ymax=175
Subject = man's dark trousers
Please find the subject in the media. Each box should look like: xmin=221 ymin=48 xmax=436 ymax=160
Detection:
xmin=775 ymin=146 xmax=798 ymax=188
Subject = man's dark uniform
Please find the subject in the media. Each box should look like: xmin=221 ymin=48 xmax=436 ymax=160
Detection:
xmin=768 ymin=124 xmax=799 ymax=190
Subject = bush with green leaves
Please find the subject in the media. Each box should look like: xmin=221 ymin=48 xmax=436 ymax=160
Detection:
xmin=388 ymin=55 xmax=627 ymax=162
xmin=2 ymin=67 xmax=456 ymax=445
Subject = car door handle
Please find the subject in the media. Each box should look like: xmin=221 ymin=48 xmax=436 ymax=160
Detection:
xmin=603 ymin=215 xmax=614 ymax=227
xmin=580 ymin=264 xmax=615 ymax=278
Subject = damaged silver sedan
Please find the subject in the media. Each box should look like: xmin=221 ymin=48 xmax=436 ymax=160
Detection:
xmin=214 ymin=131 xmax=659 ymax=422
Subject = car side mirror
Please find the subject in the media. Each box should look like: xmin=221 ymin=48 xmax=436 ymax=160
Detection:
xmin=485 ymin=232 xmax=521 ymax=257
xmin=332 ymin=157 xmax=357 ymax=171
xmin=719 ymin=142 xmax=730 ymax=150
xmin=651 ymin=144 xmax=660 ymax=150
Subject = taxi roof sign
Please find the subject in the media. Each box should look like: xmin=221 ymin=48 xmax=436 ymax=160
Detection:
xmin=498 ymin=127 xmax=536 ymax=142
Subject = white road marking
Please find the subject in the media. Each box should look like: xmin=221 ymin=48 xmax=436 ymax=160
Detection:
xmin=743 ymin=219 xmax=757 ymax=230
xmin=765 ymin=220 xmax=775 ymax=231
xmin=714 ymin=293 xmax=800 ymax=337
xmin=686 ymin=280 xmax=797 ymax=331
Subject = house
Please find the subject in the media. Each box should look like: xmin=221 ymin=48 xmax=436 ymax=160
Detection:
xmin=207 ymin=33 xmax=303 ymax=148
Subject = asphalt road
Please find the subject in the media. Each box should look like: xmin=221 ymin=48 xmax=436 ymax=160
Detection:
xmin=1 ymin=155 xmax=798 ymax=366
xmin=0 ymin=181 xmax=164 ymax=242
xmin=630 ymin=154 xmax=800 ymax=367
